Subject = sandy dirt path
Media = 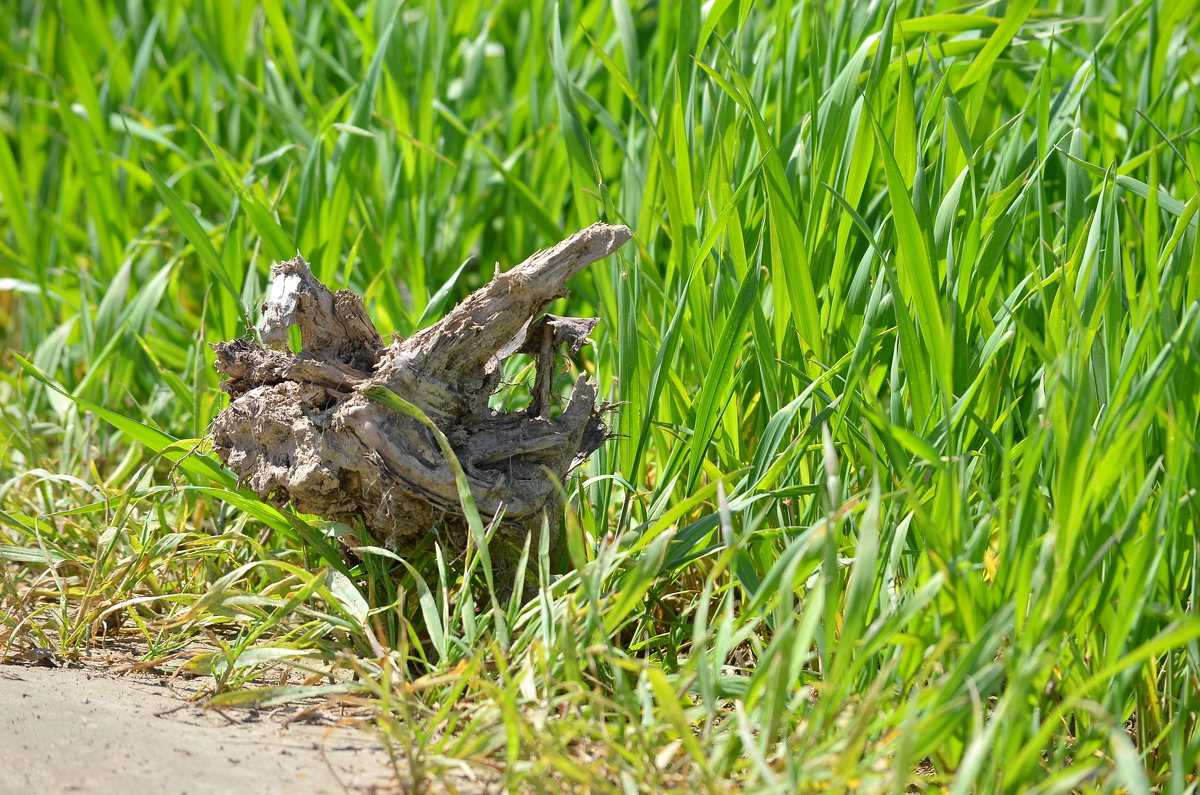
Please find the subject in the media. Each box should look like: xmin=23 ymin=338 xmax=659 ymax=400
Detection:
xmin=0 ymin=665 xmax=397 ymax=794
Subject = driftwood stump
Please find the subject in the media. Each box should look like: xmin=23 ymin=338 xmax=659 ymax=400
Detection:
xmin=210 ymin=223 xmax=631 ymax=568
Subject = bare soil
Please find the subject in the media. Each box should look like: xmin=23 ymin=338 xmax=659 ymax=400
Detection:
xmin=0 ymin=664 xmax=398 ymax=794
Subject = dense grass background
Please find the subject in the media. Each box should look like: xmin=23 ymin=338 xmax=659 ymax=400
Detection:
xmin=3 ymin=0 xmax=1199 ymax=791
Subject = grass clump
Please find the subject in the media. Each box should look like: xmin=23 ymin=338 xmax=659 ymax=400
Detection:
xmin=2 ymin=1 xmax=1199 ymax=791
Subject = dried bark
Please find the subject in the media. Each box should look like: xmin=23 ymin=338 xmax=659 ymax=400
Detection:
xmin=210 ymin=223 xmax=631 ymax=566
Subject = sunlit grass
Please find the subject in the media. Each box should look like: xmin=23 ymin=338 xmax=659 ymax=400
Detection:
xmin=2 ymin=0 xmax=1199 ymax=791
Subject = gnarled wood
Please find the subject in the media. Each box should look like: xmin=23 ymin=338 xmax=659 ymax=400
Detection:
xmin=210 ymin=223 xmax=631 ymax=565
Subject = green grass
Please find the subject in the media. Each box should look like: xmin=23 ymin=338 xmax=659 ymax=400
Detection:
xmin=3 ymin=0 xmax=1199 ymax=791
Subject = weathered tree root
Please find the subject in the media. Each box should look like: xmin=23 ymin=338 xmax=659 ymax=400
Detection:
xmin=210 ymin=223 xmax=631 ymax=568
